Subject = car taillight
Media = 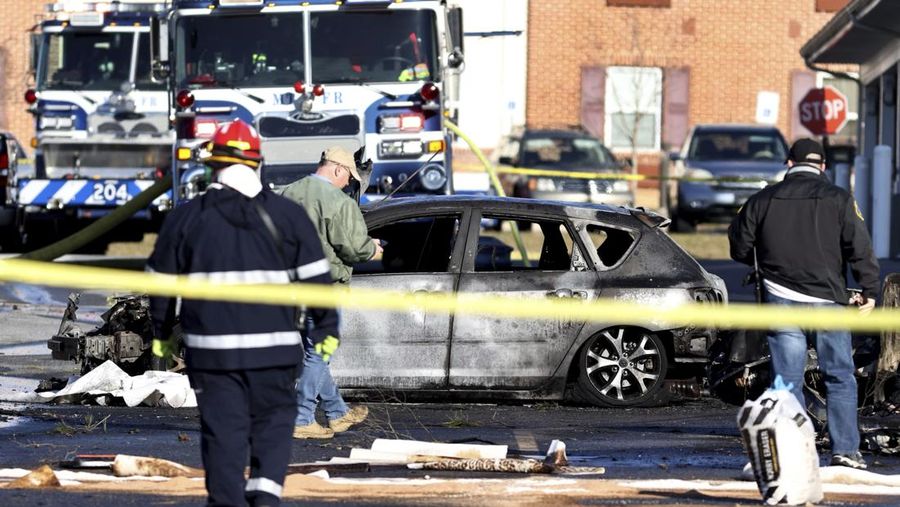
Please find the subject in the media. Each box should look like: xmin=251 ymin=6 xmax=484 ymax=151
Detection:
xmin=0 ymin=151 xmax=8 ymax=170
xmin=176 ymin=90 xmax=194 ymax=109
xmin=194 ymin=119 xmax=219 ymax=138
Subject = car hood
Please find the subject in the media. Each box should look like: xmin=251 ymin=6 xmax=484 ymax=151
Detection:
xmin=684 ymin=160 xmax=784 ymax=178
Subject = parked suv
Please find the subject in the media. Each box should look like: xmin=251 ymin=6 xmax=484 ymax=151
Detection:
xmin=494 ymin=128 xmax=634 ymax=207
xmin=667 ymin=124 xmax=788 ymax=232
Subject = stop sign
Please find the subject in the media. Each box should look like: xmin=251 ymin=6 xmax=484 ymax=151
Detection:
xmin=799 ymin=86 xmax=849 ymax=136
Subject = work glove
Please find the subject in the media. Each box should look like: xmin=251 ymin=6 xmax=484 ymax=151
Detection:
xmin=314 ymin=335 xmax=340 ymax=362
xmin=152 ymin=337 xmax=177 ymax=359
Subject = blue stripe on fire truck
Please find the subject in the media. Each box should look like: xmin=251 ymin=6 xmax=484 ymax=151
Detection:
xmin=17 ymin=179 xmax=171 ymax=207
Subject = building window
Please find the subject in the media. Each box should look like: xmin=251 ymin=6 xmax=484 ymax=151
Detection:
xmin=815 ymin=0 xmax=850 ymax=13
xmin=817 ymin=72 xmax=858 ymax=143
xmin=607 ymin=0 xmax=671 ymax=7
xmin=604 ymin=66 xmax=663 ymax=151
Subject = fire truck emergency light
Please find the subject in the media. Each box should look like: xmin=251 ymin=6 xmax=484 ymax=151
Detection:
xmin=293 ymin=81 xmax=305 ymax=94
xmin=24 ymin=89 xmax=38 ymax=105
xmin=312 ymin=84 xmax=325 ymax=97
xmin=176 ymin=90 xmax=195 ymax=109
xmin=419 ymin=82 xmax=439 ymax=102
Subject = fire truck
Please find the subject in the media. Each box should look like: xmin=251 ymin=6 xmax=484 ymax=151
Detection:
xmin=8 ymin=0 xmax=173 ymax=249
xmin=148 ymin=0 xmax=464 ymax=203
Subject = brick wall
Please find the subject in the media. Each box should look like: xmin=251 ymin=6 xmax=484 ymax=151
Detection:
xmin=0 ymin=0 xmax=44 ymax=145
xmin=527 ymin=0 xmax=846 ymax=144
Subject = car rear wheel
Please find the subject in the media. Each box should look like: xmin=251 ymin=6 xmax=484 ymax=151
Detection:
xmin=574 ymin=327 xmax=668 ymax=407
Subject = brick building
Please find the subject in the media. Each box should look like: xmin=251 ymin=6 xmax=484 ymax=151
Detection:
xmin=526 ymin=0 xmax=852 ymax=170
xmin=0 ymin=0 xmax=44 ymax=146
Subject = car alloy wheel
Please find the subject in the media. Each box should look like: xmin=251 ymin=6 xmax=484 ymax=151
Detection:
xmin=575 ymin=327 xmax=668 ymax=407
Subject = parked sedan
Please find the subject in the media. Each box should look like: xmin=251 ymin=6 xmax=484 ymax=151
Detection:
xmin=332 ymin=196 xmax=727 ymax=407
xmin=667 ymin=124 xmax=789 ymax=232
xmin=495 ymin=129 xmax=634 ymax=207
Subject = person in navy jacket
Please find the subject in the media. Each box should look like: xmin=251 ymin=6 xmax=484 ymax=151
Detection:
xmin=148 ymin=119 xmax=339 ymax=506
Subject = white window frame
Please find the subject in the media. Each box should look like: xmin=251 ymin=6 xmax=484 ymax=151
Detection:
xmin=604 ymin=66 xmax=663 ymax=152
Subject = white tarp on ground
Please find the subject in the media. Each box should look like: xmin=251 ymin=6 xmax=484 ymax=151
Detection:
xmin=3 ymin=361 xmax=196 ymax=408
xmin=0 ymin=468 xmax=171 ymax=486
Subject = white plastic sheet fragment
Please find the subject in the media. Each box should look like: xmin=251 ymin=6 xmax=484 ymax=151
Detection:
xmin=5 ymin=360 xmax=196 ymax=408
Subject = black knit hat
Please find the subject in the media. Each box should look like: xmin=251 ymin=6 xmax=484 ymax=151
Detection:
xmin=787 ymin=138 xmax=825 ymax=164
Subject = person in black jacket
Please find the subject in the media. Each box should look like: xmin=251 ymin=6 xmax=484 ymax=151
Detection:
xmin=728 ymin=138 xmax=879 ymax=470
xmin=148 ymin=119 xmax=338 ymax=506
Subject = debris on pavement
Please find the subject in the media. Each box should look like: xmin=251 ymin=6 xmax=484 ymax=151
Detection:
xmin=347 ymin=438 xmax=508 ymax=463
xmin=410 ymin=457 xmax=555 ymax=474
xmin=5 ymin=360 xmax=196 ymax=408
xmin=111 ymin=455 xmax=203 ymax=478
xmin=863 ymin=428 xmax=900 ymax=455
xmin=6 ymin=465 xmax=60 ymax=488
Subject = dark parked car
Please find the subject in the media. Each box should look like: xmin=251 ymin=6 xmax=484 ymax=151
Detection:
xmin=494 ymin=129 xmax=634 ymax=207
xmin=667 ymin=124 xmax=788 ymax=232
xmin=334 ymin=196 xmax=726 ymax=407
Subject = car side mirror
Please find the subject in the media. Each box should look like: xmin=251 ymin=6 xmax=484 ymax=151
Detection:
xmin=668 ymin=151 xmax=682 ymax=161
xmin=498 ymin=156 xmax=514 ymax=166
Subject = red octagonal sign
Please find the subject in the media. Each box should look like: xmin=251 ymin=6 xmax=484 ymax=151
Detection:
xmin=799 ymin=85 xmax=849 ymax=136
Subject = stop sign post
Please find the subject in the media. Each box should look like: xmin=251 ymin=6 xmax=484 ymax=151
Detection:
xmin=799 ymin=85 xmax=849 ymax=136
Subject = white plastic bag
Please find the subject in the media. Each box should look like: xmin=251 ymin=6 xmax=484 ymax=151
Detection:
xmin=737 ymin=375 xmax=823 ymax=505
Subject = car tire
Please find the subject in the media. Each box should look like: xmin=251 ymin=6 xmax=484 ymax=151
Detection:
xmin=573 ymin=327 xmax=668 ymax=407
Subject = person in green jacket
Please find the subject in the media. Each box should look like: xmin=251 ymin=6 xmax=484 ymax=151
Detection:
xmin=282 ymin=146 xmax=382 ymax=439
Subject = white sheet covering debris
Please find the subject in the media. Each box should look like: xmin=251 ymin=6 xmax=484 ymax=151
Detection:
xmin=0 ymin=468 xmax=170 ymax=486
xmin=3 ymin=361 xmax=196 ymax=408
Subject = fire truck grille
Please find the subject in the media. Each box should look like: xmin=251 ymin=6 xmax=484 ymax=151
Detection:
xmin=259 ymin=115 xmax=360 ymax=138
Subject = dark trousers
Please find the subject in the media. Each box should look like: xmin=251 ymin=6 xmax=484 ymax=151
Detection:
xmin=190 ymin=366 xmax=297 ymax=507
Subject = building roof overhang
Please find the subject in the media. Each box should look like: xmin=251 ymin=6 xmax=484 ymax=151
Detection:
xmin=801 ymin=0 xmax=900 ymax=65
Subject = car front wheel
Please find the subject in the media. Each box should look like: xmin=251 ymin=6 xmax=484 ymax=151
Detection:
xmin=574 ymin=327 xmax=668 ymax=407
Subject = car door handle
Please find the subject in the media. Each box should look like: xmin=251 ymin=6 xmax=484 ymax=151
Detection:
xmin=547 ymin=288 xmax=573 ymax=298
xmin=547 ymin=289 xmax=588 ymax=299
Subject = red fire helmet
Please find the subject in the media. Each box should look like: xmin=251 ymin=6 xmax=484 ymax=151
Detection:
xmin=204 ymin=119 xmax=263 ymax=169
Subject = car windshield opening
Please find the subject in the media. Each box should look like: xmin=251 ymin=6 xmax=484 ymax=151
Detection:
xmin=688 ymin=132 xmax=787 ymax=162
xmin=310 ymin=10 xmax=438 ymax=84
xmin=522 ymin=137 xmax=615 ymax=169
xmin=176 ymin=13 xmax=305 ymax=89
xmin=40 ymin=32 xmax=163 ymax=91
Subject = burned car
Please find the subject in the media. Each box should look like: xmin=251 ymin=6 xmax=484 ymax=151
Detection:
xmin=49 ymin=196 xmax=727 ymax=407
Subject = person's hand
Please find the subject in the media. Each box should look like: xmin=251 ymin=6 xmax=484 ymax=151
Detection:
xmin=152 ymin=337 xmax=177 ymax=359
xmin=858 ymin=297 xmax=875 ymax=316
xmin=372 ymin=239 xmax=384 ymax=257
xmin=314 ymin=335 xmax=340 ymax=362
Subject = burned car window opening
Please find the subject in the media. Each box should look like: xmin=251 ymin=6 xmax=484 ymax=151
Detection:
xmin=476 ymin=217 xmax=576 ymax=272
xmin=357 ymin=215 xmax=461 ymax=274
xmin=585 ymin=224 xmax=636 ymax=268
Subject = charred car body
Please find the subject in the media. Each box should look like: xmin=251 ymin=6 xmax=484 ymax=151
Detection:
xmin=49 ymin=196 xmax=726 ymax=407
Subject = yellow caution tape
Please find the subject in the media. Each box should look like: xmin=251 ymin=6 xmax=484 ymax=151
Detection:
xmin=0 ymin=258 xmax=896 ymax=333
xmin=451 ymin=162 xmax=772 ymax=184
